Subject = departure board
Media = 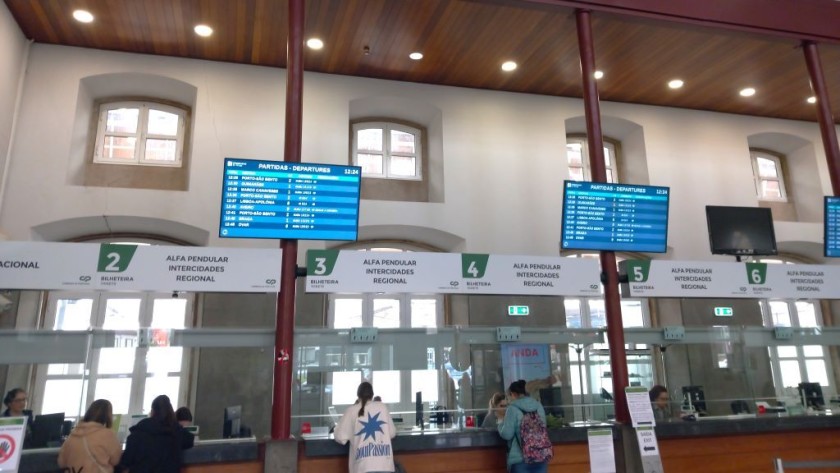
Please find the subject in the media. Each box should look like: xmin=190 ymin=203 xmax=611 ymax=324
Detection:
xmin=825 ymin=197 xmax=840 ymax=257
xmin=561 ymin=180 xmax=670 ymax=253
xmin=220 ymin=158 xmax=361 ymax=241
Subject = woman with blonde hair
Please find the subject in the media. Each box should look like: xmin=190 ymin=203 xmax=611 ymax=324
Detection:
xmin=58 ymin=399 xmax=122 ymax=473
xmin=481 ymin=392 xmax=508 ymax=429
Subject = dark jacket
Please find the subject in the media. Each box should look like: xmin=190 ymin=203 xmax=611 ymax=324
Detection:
xmin=119 ymin=417 xmax=194 ymax=473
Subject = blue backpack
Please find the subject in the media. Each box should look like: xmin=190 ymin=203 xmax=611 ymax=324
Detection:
xmin=512 ymin=405 xmax=553 ymax=464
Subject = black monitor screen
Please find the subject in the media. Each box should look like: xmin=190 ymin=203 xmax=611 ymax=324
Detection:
xmin=798 ymin=382 xmax=824 ymax=409
xmin=29 ymin=412 xmax=65 ymax=449
xmin=220 ymin=158 xmax=361 ymax=241
xmin=825 ymin=197 xmax=840 ymax=257
xmin=706 ymin=206 xmax=777 ymax=256
xmin=223 ymin=405 xmax=242 ymax=439
xmin=539 ymin=387 xmax=565 ymax=418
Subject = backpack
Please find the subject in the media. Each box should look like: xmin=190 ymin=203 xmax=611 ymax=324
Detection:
xmin=512 ymin=405 xmax=553 ymax=464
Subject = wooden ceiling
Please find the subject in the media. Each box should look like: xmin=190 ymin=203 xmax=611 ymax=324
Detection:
xmin=5 ymin=0 xmax=840 ymax=123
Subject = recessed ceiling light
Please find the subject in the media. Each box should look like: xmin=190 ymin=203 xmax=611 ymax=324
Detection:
xmin=807 ymin=96 xmax=817 ymax=104
xmin=194 ymin=25 xmax=213 ymax=37
xmin=409 ymin=52 xmax=423 ymax=61
xmin=594 ymin=70 xmax=604 ymax=80
xmin=72 ymin=10 xmax=94 ymax=23
xmin=739 ymin=87 xmax=756 ymax=97
xmin=668 ymin=79 xmax=684 ymax=89
xmin=306 ymin=38 xmax=324 ymax=50
xmin=501 ymin=61 xmax=517 ymax=72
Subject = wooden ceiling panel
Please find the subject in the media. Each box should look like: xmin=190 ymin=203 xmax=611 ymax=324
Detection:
xmin=3 ymin=0 xmax=840 ymax=123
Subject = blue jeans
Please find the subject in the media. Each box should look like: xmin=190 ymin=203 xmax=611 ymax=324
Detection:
xmin=510 ymin=462 xmax=548 ymax=473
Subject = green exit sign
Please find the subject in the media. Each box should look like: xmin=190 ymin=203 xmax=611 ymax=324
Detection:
xmin=714 ymin=307 xmax=733 ymax=317
xmin=508 ymin=305 xmax=530 ymax=316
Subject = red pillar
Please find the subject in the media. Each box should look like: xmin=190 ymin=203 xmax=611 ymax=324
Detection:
xmin=802 ymin=41 xmax=840 ymax=196
xmin=271 ymin=0 xmax=304 ymax=440
xmin=575 ymin=9 xmax=631 ymax=424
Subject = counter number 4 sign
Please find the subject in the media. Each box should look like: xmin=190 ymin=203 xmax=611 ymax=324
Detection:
xmin=461 ymin=254 xmax=489 ymax=278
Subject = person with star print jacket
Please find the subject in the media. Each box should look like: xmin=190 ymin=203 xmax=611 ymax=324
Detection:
xmin=335 ymin=381 xmax=397 ymax=473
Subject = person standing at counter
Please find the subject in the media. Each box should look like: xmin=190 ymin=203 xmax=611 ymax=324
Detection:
xmin=481 ymin=392 xmax=507 ymax=429
xmin=497 ymin=380 xmax=552 ymax=473
xmin=334 ymin=381 xmax=396 ymax=473
xmin=58 ymin=399 xmax=122 ymax=473
xmin=119 ymin=395 xmax=194 ymax=473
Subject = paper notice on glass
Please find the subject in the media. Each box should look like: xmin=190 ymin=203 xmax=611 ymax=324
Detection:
xmin=587 ymin=429 xmax=616 ymax=473
xmin=626 ymin=386 xmax=656 ymax=427
xmin=636 ymin=426 xmax=660 ymax=456
xmin=0 ymin=416 xmax=28 ymax=473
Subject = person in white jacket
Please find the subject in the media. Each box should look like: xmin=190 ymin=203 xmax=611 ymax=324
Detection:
xmin=334 ymin=381 xmax=396 ymax=473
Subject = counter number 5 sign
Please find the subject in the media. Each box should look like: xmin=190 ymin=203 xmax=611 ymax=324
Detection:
xmin=626 ymin=261 xmax=651 ymax=283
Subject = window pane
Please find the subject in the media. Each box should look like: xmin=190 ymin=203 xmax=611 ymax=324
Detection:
xmin=357 ymin=153 xmax=384 ymax=174
xmin=151 ymin=299 xmax=188 ymax=329
xmin=103 ymin=136 xmax=137 ymax=160
xmin=795 ymin=302 xmax=819 ymax=327
xmin=390 ymin=130 xmax=416 ymax=154
xmin=95 ymin=378 xmax=132 ymax=414
xmin=779 ymin=359 xmax=802 ymax=387
xmin=588 ymin=300 xmax=606 ymax=328
xmin=147 ymin=109 xmax=179 ymax=136
xmin=805 ymin=360 xmax=829 ymax=386
xmin=372 ymin=298 xmax=400 ymax=328
xmin=411 ymin=370 xmax=439 ymax=403
xmin=569 ymin=166 xmax=584 ymax=181
xmin=106 ymin=108 xmax=139 ymax=133
xmin=357 ymin=128 xmax=383 ymax=152
xmin=777 ymin=346 xmax=798 ymax=358
xmin=332 ymin=371 xmax=362 ymax=405
xmin=761 ymin=180 xmax=781 ymax=199
xmin=567 ymin=143 xmax=583 ymax=166
xmin=147 ymin=347 xmax=182 ymax=374
xmin=606 ymin=169 xmax=615 ymax=183
xmin=102 ymin=299 xmax=141 ymax=330
xmin=410 ymin=299 xmax=437 ymax=328
xmin=756 ymin=157 xmax=778 ymax=178
xmin=803 ymin=345 xmax=824 ymax=357
xmin=98 ymin=347 xmax=136 ymax=374
xmin=143 ymin=376 xmax=181 ymax=414
xmin=620 ymin=300 xmax=644 ymax=327
xmin=54 ymin=298 xmax=94 ymax=330
xmin=564 ymin=299 xmax=582 ymax=328
xmin=334 ymin=299 xmax=363 ymax=328
xmin=42 ymin=379 xmax=85 ymax=417
xmin=48 ymin=363 xmax=85 ymax=375
xmin=389 ymin=156 xmax=416 ymax=177
xmin=603 ymin=147 xmax=612 ymax=166
xmin=768 ymin=301 xmax=791 ymax=326
xmin=371 ymin=370 xmax=400 ymax=403
xmin=144 ymin=139 xmax=177 ymax=162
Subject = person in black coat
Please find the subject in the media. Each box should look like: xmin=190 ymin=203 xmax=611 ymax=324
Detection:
xmin=119 ymin=395 xmax=194 ymax=473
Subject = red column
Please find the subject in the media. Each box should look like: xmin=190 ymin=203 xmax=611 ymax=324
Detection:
xmin=271 ymin=0 xmax=304 ymax=440
xmin=575 ymin=9 xmax=631 ymax=424
xmin=802 ymin=41 xmax=840 ymax=196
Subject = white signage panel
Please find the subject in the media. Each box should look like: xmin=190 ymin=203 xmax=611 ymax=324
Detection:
xmin=0 ymin=417 xmax=27 ymax=473
xmin=305 ymin=250 xmax=602 ymax=296
xmin=0 ymin=242 xmax=281 ymax=292
xmin=587 ymin=429 xmax=617 ymax=473
xmin=625 ymin=386 xmax=656 ymax=427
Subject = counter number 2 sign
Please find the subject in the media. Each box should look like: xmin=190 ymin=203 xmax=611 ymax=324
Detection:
xmin=97 ymin=244 xmax=138 ymax=273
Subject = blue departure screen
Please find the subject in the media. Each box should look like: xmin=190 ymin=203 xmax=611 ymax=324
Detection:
xmin=220 ymin=158 xmax=361 ymax=241
xmin=561 ymin=181 xmax=670 ymax=253
xmin=825 ymin=197 xmax=840 ymax=257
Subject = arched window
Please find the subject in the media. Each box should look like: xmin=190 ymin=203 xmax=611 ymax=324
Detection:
xmin=566 ymin=137 xmax=620 ymax=183
xmin=750 ymin=149 xmax=787 ymax=201
xmin=352 ymin=121 xmax=423 ymax=180
xmin=94 ymin=100 xmax=188 ymax=167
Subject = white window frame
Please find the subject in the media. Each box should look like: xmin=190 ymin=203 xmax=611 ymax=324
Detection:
xmin=566 ymin=136 xmax=619 ymax=183
xmin=750 ymin=150 xmax=788 ymax=201
xmin=352 ymin=121 xmax=423 ymax=180
xmin=94 ymin=100 xmax=187 ymax=167
xmin=33 ymin=291 xmax=193 ymax=419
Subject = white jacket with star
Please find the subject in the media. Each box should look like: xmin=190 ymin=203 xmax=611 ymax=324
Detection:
xmin=334 ymin=400 xmax=397 ymax=473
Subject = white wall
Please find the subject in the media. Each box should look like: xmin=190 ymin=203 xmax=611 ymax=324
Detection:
xmin=1 ymin=43 xmax=834 ymax=262
xmin=0 ymin=2 xmax=28 ymax=231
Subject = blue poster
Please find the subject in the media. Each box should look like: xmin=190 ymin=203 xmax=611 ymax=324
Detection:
xmin=500 ymin=344 xmax=551 ymax=391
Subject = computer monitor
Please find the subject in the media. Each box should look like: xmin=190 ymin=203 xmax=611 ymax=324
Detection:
xmin=415 ymin=392 xmax=423 ymax=427
xmin=798 ymin=382 xmax=825 ymax=409
xmin=539 ymin=387 xmax=565 ymax=418
xmin=29 ymin=412 xmax=65 ymax=448
xmin=223 ymin=405 xmax=242 ymax=439
xmin=706 ymin=206 xmax=777 ymax=257
xmin=681 ymin=386 xmax=707 ymax=413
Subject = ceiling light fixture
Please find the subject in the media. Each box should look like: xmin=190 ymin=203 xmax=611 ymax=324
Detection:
xmin=409 ymin=52 xmax=423 ymax=60
xmin=739 ymin=87 xmax=756 ymax=97
xmin=807 ymin=96 xmax=817 ymax=104
xmin=72 ymin=10 xmax=94 ymax=23
xmin=194 ymin=25 xmax=213 ymax=37
xmin=668 ymin=79 xmax=684 ymax=89
xmin=594 ymin=70 xmax=604 ymax=79
xmin=306 ymin=38 xmax=324 ymax=50
xmin=501 ymin=61 xmax=517 ymax=72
